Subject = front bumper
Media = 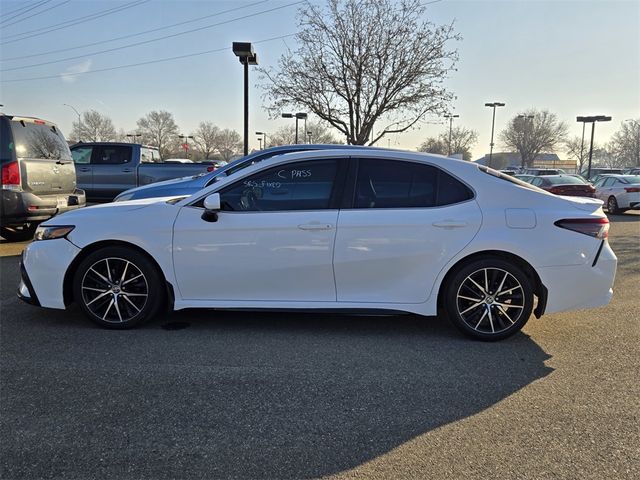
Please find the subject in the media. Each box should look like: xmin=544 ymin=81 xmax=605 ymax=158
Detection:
xmin=1 ymin=189 xmax=86 ymax=227
xmin=20 ymin=238 xmax=81 ymax=309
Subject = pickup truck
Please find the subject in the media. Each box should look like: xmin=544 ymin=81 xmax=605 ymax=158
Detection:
xmin=70 ymin=142 xmax=216 ymax=201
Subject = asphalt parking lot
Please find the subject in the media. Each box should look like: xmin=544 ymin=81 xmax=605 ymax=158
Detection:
xmin=1 ymin=213 xmax=638 ymax=480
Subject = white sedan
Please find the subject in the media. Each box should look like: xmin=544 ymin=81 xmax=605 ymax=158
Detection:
xmin=593 ymin=174 xmax=640 ymax=214
xmin=18 ymin=149 xmax=617 ymax=341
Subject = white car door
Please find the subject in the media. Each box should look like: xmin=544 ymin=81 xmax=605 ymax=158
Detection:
xmin=333 ymin=158 xmax=482 ymax=304
xmin=173 ymin=159 xmax=342 ymax=302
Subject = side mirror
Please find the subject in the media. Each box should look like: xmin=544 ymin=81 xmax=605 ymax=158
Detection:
xmin=201 ymin=193 xmax=221 ymax=222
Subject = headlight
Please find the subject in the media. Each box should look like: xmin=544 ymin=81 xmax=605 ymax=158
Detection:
xmin=114 ymin=193 xmax=133 ymax=202
xmin=34 ymin=225 xmax=75 ymax=241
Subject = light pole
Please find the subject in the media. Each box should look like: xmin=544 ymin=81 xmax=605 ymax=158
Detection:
xmin=126 ymin=133 xmax=142 ymax=143
xmin=443 ymin=114 xmax=459 ymax=156
xmin=282 ymin=112 xmax=308 ymax=144
xmin=484 ymin=102 xmax=505 ymax=168
xmin=576 ymin=115 xmax=612 ymax=179
xmin=307 ymin=131 xmax=313 ymax=144
xmin=257 ymin=136 xmax=262 ymax=150
xmin=178 ymin=134 xmax=194 ymax=158
xmin=517 ymin=114 xmax=535 ymax=168
xmin=232 ymin=42 xmax=258 ymax=156
xmin=63 ymin=103 xmax=82 ymax=141
xmin=255 ymin=131 xmax=267 ymax=149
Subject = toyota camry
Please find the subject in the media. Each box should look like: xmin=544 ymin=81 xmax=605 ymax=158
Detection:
xmin=18 ymin=149 xmax=617 ymax=340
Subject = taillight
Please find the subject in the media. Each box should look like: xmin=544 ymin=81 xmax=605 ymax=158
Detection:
xmin=549 ymin=186 xmax=562 ymax=194
xmin=624 ymin=187 xmax=640 ymax=193
xmin=1 ymin=161 xmax=21 ymax=189
xmin=554 ymin=217 xmax=609 ymax=239
xmin=206 ymin=166 xmax=214 ymax=172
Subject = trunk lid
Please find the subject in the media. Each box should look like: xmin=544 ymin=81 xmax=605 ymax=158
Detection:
xmin=9 ymin=117 xmax=76 ymax=195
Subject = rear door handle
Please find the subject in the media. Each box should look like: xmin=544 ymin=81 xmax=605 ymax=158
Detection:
xmin=432 ymin=220 xmax=468 ymax=229
xmin=298 ymin=223 xmax=334 ymax=231
xmin=78 ymin=167 xmax=91 ymax=172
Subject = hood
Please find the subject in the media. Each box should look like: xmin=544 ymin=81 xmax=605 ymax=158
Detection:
xmin=43 ymin=196 xmax=180 ymax=225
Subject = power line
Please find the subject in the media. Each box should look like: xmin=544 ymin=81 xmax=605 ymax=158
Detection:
xmin=0 ymin=0 xmax=150 ymax=45
xmin=1 ymin=0 xmax=270 ymax=62
xmin=0 ymin=0 xmax=305 ymax=73
xmin=0 ymin=33 xmax=297 ymax=83
xmin=1 ymin=0 xmax=71 ymax=29
xmin=0 ymin=0 xmax=52 ymax=26
xmin=0 ymin=0 xmax=46 ymax=18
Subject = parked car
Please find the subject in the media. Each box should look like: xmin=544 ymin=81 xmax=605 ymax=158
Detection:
xmin=581 ymin=167 xmax=625 ymax=181
xmin=528 ymin=175 xmax=596 ymax=197
xmin=1 ymin=114 xmax=85 ymax=242
xmin=113 ymin=144 xmax=364 ymax=202
xmin=19 ymin=149 xmax=617 ymax=341
xmin=523 ymin=168 xmax=565 ymax=176
xmin=514 ymin=174 xmax=534 ymax=183
xmin=70 ymin=142 xmax=216 ymax=201
xmin=593 ymin=174 xmax=640 ymax=214
xmin=624 ymin=167 xmax=640 ymax=175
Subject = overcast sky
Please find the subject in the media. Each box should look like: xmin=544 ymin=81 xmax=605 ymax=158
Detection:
xmin=1 ymin=0 xmax=638 ymax=159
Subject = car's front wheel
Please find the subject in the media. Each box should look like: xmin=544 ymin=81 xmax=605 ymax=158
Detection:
xmin=444 ymin=258 xmax=534 ymax=341
xmin=73 ymin=246 xmax=164 ymax=328
xmin=607 ymin=196 xmax=622 ymax=215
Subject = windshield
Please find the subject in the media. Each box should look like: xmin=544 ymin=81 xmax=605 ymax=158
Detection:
xmin=545 ymin=176 xmax=587 ymax=185
xmin=9 ymin=120 xmax=72 ymax=161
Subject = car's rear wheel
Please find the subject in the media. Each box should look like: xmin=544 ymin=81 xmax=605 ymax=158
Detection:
xmin=73 ymin=246 xmax=164 ymax=329
xmin=607 ymin=196 xmax=621 ymax=215
xmin=0 ymin=223 xmax=37 ymax=242
xmin=444 ymin=258 xmax=534 ymax=341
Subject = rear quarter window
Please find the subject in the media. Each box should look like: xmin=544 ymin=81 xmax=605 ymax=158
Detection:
xmin=9 ymin=119 xmax=72 ymax=161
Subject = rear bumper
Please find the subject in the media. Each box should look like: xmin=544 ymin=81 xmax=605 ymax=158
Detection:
xmin=1 ymin=189 xmax=86 ymax=226
xmin=538 ymin=241 xmax=617 ymax=314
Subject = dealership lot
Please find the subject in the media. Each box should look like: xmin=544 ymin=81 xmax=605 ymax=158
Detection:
xmin=1 ymin=213 xmax=638 ymax=479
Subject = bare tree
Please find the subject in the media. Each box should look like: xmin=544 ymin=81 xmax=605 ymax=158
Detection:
xmin=136 ymin=110 xmax=180 ymax=159
xmin=191 ymin=121 xmax=221 ymax=160
xmin=608 ymin=119 xmax=640 ymax=167
xmin=260 ymin=0 xmax=459 ymax=145
xmin=269 ymin=121 xmax=342 ymax=146
xmin=69 ymin=110 xmax=116 ymax=142
xmin=499 ymin=109 xmax=568 ymax=168
xmin=418 ymin=126 xmax=478 ymax=160
xmin=216 ymin=129 xmax=243 ymax=162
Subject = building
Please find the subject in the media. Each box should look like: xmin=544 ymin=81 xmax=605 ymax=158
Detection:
xmin=474 ymin=152 xmax=577 ymax=172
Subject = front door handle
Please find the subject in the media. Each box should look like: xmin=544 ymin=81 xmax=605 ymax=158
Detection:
xmin=122 ymin=168 xmax=134 ymax=173
xmin=78 ymin=167 xmax=91 ymax=172
xmin=432 ymin=220 xmax=468 ymax=229
xmin=298 ymin=223 xmax=334 ymax=231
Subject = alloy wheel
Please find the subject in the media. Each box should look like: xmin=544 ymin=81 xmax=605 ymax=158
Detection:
xmin=455 ymin=267 xmax=525 ymax=334
xmin=80 ymin=257 xmax=149 ymax=324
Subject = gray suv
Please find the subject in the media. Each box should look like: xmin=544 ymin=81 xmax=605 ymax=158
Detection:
xmin=0 ymin=114 xmax=86 ymax=241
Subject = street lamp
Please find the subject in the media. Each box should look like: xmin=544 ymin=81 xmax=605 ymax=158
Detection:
xmin=63 ymin=103 xmax=82 ymax=141
xmin=576 ymin=115 xmax=612 ymax=179
xmin=178 ymin=134 xmax=194 ymax=158
xmin=282 ymin=112 xmax=308 ymax=144
xmin=257 ymin=135 xmax=263 ymax=150
xmin=232 ymin=42 xmax=258 ymax=156
xmin=126 ymin=133 xmax=142 ymax=143
xmin=443 ymin=114 xmax=459 ymax=156
xmin=255 ymin=131 xmax=267 ymax=149
xmin=307 ymin=131 xmax=313 ymax=144
xmin=484 ymin=102 xmax=505 ymax=168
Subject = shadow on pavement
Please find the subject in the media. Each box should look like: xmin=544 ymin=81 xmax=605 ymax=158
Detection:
xmin=1 ymin=258 xmax=554 ymax=480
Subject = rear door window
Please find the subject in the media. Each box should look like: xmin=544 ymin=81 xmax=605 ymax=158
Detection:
xmin=9 ymin=119 xmax=71 ymax=161
xmin=141 ymin=147 xmax=162 ymax=163
xmin=91 ymin=145 xmax=132 ymax=165
xmin=353 ymin=159 xmax=473 ymax=209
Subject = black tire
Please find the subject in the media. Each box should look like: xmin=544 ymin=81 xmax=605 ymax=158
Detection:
xmin=444 ymin=257 xmax=534 ymax=341
xmin=73 ymin=246 xmax=164 ymax=329
xmin=607 ymin=196 xmax=621 ymax=215
xmin=0 ymin=223 xmax=37 ymax=242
